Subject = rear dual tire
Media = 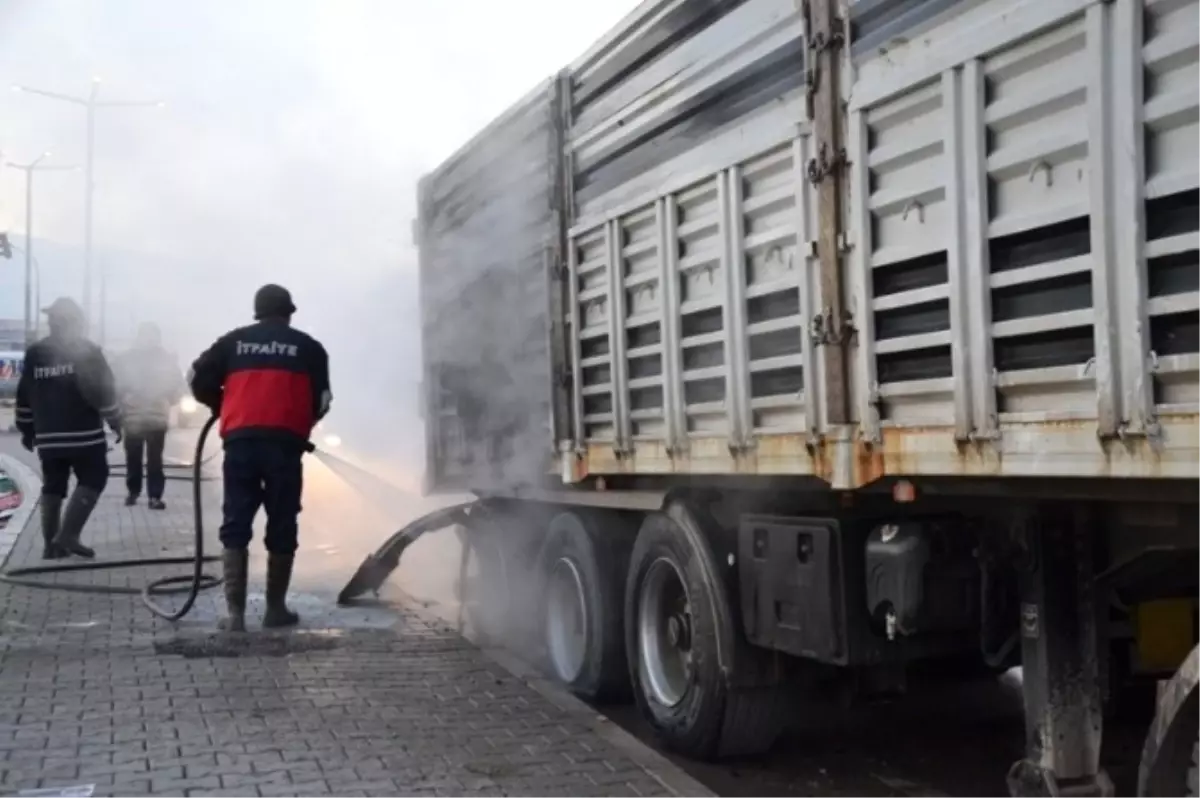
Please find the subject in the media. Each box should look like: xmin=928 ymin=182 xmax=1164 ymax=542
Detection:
xmin=538 ymin=510 xmax=635 ymax=703
xmin=625 ymin=509 xmax=787 ymax=760
xmin=458 ymin=510 xmax=541 ymax=649
xmin=513 ymin=503 xmax=788 ymax=760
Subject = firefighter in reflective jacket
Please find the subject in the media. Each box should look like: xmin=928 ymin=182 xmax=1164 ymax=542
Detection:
xmin=15 ymin=297 xmax=123 ymax=559
xmin=189 ymin=284 xmax=332 ymax=631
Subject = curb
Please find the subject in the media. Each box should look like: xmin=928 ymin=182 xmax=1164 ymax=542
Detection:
xmin=478 ymin=643 xmax=716 ymax=798
xmin=0 ymin=453 xmax=41 ymax=570
xmin=404 ymin=596 xmax=715 ymax=798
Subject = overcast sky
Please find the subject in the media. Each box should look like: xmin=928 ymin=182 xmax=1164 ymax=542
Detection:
xmin=0 ymin=0 xmax=635 ymax=461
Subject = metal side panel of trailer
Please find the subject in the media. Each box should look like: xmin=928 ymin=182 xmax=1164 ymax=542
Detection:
xmin=557 ymin=0 xmax=1199 ymax=488
xmin=844 ymin=0 xmax=1199 ymax=483
xmin=416 ymin=78 xmax=569 ymax=495
xmin=562 ymin=0 xmax=817 ymax=479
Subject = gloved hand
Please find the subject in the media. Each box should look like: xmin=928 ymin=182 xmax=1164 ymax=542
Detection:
xmin=20 ymin=434 xmax=33 ymax=453
xmin=303 ymin=441 xmax=316 ymax=454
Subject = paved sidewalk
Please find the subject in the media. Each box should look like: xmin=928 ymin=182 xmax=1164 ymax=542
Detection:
xmin=0 ymin=451 xmax=709 ymax=797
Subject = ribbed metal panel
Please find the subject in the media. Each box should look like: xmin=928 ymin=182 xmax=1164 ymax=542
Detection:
xmin=417 ymin=80 xmax=564 ymax=494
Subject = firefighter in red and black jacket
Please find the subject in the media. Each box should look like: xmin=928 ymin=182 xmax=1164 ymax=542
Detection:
xmin=188 ymin=284 xmax=331 ymax=632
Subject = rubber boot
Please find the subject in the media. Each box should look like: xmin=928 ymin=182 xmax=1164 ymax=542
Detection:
xmin=40 ymin=495 xmax=66 ymax=560
xmin=53 ymin=486 xmax=98 ymax=559
xmin=262 ymin=553 xmax=300 ymax=628
xmin=218 ymin=549 xmax=248 ymax=632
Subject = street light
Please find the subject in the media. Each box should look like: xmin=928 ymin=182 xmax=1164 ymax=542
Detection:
xmin=7 ymin=243 xmax=46 ymax=341
xmin=11 ymin=77 xmax=164 ymax=345
xmin=6 ymin=154 xmax=79 ymax=348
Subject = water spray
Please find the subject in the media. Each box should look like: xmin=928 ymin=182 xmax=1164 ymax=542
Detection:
xmin=2 ymin=412 xmax=481 ymax=623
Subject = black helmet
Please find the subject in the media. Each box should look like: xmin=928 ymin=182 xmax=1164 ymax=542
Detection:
xmin=253 ymin=284 xmax=296 ymax=320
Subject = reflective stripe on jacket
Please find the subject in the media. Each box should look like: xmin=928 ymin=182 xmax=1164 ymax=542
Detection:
xmin=15 ymin=335 xmax=120 ymax=455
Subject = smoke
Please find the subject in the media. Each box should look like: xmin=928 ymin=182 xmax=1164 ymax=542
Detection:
xmin=0 ymin=0 xmax=637 ymax=602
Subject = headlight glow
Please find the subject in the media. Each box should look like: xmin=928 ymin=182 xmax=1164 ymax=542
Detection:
xmin=323 ymin=434 xmax=342 ymax=449
xmin=180 ymin=397 xmax=199 ymax=414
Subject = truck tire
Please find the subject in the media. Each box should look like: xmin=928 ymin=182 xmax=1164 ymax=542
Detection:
xmin=459 ymin=509 xmax=541 ymax=649
xmin=1139 ymin=645 xmax=1199 ymax=796
xmin=538 ymin=510 xmax=634 ymax=703
xmin=1187 ymin=739 xmax=1198 ymax=797
xmin=625 ymin=510 xmax=785 ymax=760
xmin=458 ymin=523 xmax=512 ymax=645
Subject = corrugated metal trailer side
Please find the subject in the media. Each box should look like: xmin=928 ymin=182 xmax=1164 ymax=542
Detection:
xmin=417 ymin=79 xmax=568 ymax=494
xmin=561 ymin=0 xmax=820 ymax=481
xmin=557 ymin=0 xmax=1199 ymax=489
xmin=845 ymin=0 xmax=1199 ymax=485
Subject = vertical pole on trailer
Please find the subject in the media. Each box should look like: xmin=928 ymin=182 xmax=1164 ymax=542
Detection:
xmin=805 ymin=0 xmax=852 ymax=427
xmin=1007 ymin=511 xmax=1113 ymax=797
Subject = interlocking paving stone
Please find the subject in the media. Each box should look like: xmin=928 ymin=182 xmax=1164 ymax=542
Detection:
xmin=0 ymin=437 xmax=705 ymax=797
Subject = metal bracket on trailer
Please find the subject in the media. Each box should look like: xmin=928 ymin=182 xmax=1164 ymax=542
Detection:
xmin=805 ymin=143 xmax=849 ymax=186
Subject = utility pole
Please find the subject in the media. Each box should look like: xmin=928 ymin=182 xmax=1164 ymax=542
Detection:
xmin=12 ymin=78 xmax=163 ymax=344
xmin=6 ymin=154 xmax=78 ymax=348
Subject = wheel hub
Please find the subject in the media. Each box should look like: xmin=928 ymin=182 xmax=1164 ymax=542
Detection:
xmin=637 ymin=557 xmax=694 ymax=707
xmin=666 ymin=612 xmax=691 ymax=650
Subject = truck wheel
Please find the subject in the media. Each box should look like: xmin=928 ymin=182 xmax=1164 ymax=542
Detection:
xmin=539 ymin=510 xmax=633 ymax=702
xmin=458 ymin=524 xmax=512 ymax=645
xmin=1188 ymin=739 xmax=1198 ymax=797
xmin=1139 ymin=646 xmax=1198 ymax=796
xmin=625 ymin=510 xmax=785 ymax=760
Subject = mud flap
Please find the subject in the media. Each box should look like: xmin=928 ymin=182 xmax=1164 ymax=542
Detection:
xmin=337 ymin=501 xmax=479 ymax=605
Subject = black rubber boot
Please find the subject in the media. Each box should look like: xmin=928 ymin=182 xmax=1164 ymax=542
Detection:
xmin=262 ymin=553 xmax=300 ymax=628
xmin=53 ymin=486 xmax=98 ymax=559
xmin=40 ymin=495 xmax=66 ymax=560
xmin=218 ymin=549 xmax=248 ymax=633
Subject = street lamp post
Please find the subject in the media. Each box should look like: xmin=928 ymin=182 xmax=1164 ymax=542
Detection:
xmin=7 ymin=244 xmax=46 ymax=343
xmin=6 ymin=154 xmax=78 ymax=348
xmin=12 ymin=78 xmax=163 ymax=345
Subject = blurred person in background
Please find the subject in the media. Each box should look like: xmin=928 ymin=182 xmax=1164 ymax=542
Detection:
xmin=189 ymin=284 xmax=332 ymax=632
xmin=115 ymin=322 xmax=185 ymax=510
xmin=14 ymin=297 xmax=123 ymax=559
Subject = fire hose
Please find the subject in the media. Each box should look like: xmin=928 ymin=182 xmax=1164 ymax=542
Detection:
xmin=2 ymin=413 xmax=481 ymax=621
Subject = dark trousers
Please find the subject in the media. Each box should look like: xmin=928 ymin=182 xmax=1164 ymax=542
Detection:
xmin=220 ymin=438 xmax=304 ymax=554
xmin=41 ymin=448 xmax=109 ymax=497
xmin=124 ymin=428 xmax=167 ymax=500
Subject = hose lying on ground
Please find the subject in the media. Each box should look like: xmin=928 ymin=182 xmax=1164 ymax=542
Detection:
xmin=5 ymin=416 xmax=483 ymax=621
xmin=0 ymin=416 xmax=222 ymax=620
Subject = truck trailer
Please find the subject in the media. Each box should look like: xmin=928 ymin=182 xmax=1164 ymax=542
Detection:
xmin=414 ymin=0 xmax=1200 ymax=793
